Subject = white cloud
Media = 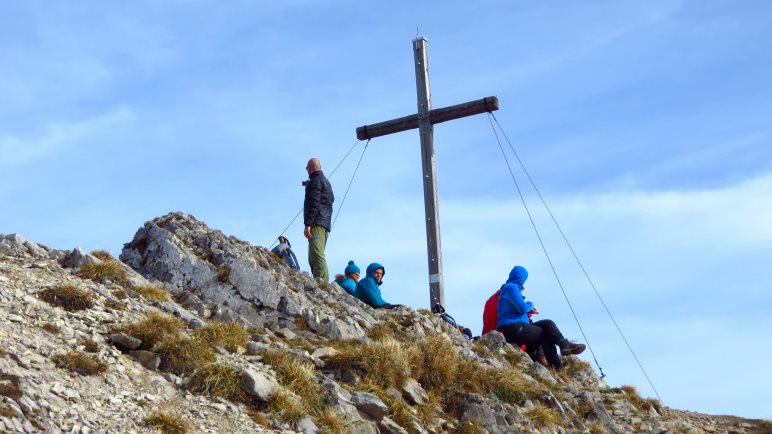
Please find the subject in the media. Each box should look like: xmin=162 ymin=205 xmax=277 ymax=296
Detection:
xmin=0 ymin=107 xmax=135 ymax=166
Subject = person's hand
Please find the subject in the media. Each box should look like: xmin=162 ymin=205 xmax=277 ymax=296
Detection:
xmin=304 ymin=226 xmax=312 ymax=239
xmin=530 ymin=306 xmax=539 ymax=315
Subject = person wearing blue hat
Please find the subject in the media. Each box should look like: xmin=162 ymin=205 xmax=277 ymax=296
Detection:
xmin=497 ymin=265 xmax=586 ymax=369
xmin=334 ymin=260 xmax=360 ymax=295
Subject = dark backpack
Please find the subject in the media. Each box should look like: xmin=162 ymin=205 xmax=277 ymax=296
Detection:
xmin=270 ymin=236 xmax=300 ymax=270
xmin=432 ymin=303 xmax=474 ymax=340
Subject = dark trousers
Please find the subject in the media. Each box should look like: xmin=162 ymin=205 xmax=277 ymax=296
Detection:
xmin=498 ymin=319 xmax=565 ymax=365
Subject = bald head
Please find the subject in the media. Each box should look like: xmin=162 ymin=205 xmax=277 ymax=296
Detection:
xmin=306 ymin=158 xmax=322 ymax=174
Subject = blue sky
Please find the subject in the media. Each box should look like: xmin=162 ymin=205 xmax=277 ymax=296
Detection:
xmin=2 ymin=1 xmax=771 ymax=420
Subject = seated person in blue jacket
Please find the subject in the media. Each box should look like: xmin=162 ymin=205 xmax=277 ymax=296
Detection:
xmin=354 ymin=263 xmax=402 ymax=309
xmin=334 ymin=260 xmax=360 ymax=295
xmin=497 ymin=265 xmax=585 ymax=369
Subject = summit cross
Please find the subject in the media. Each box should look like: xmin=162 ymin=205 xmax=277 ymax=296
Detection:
xmin=355 ymin=37 xmax=499 ymax=309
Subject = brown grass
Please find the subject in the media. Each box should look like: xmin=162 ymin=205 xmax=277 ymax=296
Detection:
xmin=193 ymin=321 xmax=249 ymax=352
xmin=41 ymin=322 xmax=62 ymax=334
xmin=327 ymin=337 xmax=416 ymax=390
xmin=246 ymin=408 xmax=272 ymax=428
xmin=386 ymin=399 xmax=416 ymax=433
xmin=132 ymin=285 xmax=171 ymax=301
xmin=188 ymin=363 xmax=246 ymax=402
xmin=216 ymin=265 xmax=230 ymax=283
xmin=452 ymin=420 xmax=486 ymax=434
xmin=77 ymin=259 xmax=128 ymax=285
xmin=262 ymin=349 xmax=320 ymax=406
xmin=90 ymin=250 xmax=115 ymax=261
xmin=120 ymin=311 xmax=186 ymax=350
xmin=0 ymin=405 xmax=15 ymax=418
xmin=524 ymin=403 xmax=562 ymax=428
xmin=155 ymin=335 xmax=215 ymax=376
xmin=269 ymin=387 xmax=308 ymax=425
xmin=0 ymin=373 xmax=23 ymax=400
xmin=104 ymin=299 xmax=124 ymax=311
xmin=82 ymin=339 xmax=100 ymax=353
xmin=620 ymin=385 xmax=655 ymax=412
xmin=39 ymin=285 xmax=94 ymax=312
xmin=313 ymin=407 xmax=347 ymax=434
xmin=52 ymin=350 xmax=107 ymax=376
xmin=144 ymin=411 xmax=191 ymax=434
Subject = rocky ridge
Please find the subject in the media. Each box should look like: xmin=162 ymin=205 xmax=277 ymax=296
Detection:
xmin=0 ymin=212 xmax=770 ymax=434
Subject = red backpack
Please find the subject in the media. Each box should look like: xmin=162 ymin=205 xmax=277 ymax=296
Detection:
xmin=481 ymin=288 xmax=527 ymax=352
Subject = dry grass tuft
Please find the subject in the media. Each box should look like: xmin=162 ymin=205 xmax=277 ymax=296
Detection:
xmin=52 ymin=350 xmax=107 ymax=376
xmin=77 ymin=260 xmax=128 ymax=285
xmin=269 ymin=386 xmax=308 ymax=425
xmin=413 ymin=335 xmax=460 ymax=393
xmin=193 ymin=321 xmax=249 ymax=352
xmin=313 ymin=407 xmax=348 ymax=434
xmin=452 ymin=420 xmax=487 ymax=434
xmin=367 ymin=321 xmax=400 ymax=341
xmin=386 ymin=399 xmax=416 ymax=433
xmin=39 ymin=285 xmax=94 ymax=312
xmin=0 ymin=373 xmax=23 ymax=400
xmin=120 ymin=311 xmax=186 ymax=349
xmin=155 ymin=335 xmax=215 ymax=376
xmin=585 ymin=420 xmax=609 ymax=434
xmin=188 ymin=363 xmax=245 ymax=401
xmin=524 ymin=403 xmax=562 ymax=428
xmin=246 ymin=408 xmax=272 ymax=428
xmin=104 ymin=299 xmax=123 ymax=311
xmin=144 ymin=411 xmax=191 ymax=434
xmin=328 ymin=338 xmax=415 ymax=390
xmin=216 ymin=265 xmax=230 ymax=283
xmin=262 ymin=349 xmax=320 ymax=405
xmin=90 ymin=250 xmax=115 ymax=261
xmin=41 ymin=322 xmax=62 ymax=334
xmin=0 ymin=405 xmax=14 ymax=418
xmin=620 ymin=385 xmax=655 ymax=412
xmin=132 ymin=285 xmax=171 ymax=301
xmin=112 ymin=288 xmax=127 ymax=299
xmin=82 ymin=339 xmax=100 ymax=353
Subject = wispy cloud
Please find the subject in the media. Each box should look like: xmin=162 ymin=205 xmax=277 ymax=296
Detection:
xmin=0 ymin=107 xmax=135 ymax=167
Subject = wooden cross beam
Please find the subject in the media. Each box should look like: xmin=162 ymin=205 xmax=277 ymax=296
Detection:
xmin=355 ymin=37 xmax=499 ymax=309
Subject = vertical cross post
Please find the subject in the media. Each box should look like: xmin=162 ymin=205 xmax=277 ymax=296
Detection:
xmin=355 ymin=37 xmax=498 ymax=310
xmin=413 ymin=37 xmax=444 ymax=309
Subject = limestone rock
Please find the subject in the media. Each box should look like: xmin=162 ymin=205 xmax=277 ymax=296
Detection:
xmin=351 ymin=392 xmax=387 ymax=421
xmin=110 ymin=333 xmax=142 ymax=350
xmin=402 ymin=378 xmax=429 ymax=405
xmin=239 ymin=368 xmax=279 ymax=401
xmin=130 ymin=350 xmax=160 ymax=370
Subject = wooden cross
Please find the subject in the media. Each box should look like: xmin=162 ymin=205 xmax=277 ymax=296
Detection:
xmin=355 ymin=37 xmax=499 ymax=309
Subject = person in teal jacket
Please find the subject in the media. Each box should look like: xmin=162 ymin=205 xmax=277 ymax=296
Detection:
xmin=334 ymin=260 xmax=360 ymax=295
xmin=354 ymin=263 xmax=401 ymax=309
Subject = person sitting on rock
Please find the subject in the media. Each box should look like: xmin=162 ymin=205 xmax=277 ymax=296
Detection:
xmin=333 ymin=260 xmax=360 ymax=295
xmin=497 ymin=265 xmax=585 ymax=370
xmin=354 ymin=263 xmax=402 ymax=309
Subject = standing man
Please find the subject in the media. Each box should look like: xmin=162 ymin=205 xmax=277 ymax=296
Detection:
xmin=303 ymin=157 xmax=334 ymax=280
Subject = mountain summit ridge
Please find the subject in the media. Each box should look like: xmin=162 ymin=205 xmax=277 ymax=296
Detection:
xmin=0 ymin=212 xmax=769 ymax=433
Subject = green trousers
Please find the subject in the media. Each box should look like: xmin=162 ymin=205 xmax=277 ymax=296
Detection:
xmin=308 ymin=226 xmax=329 ymax=281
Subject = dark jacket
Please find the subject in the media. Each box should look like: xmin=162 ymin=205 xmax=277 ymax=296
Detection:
xmin=303 ymin=171 xmax=334 ymax=231
xmin=354 ymin=263 xmax=389 ymax=308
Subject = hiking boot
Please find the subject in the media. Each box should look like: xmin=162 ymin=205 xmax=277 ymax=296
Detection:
xmin=559 ymin=340 xmax=586 ymax=356
xmin=534 ymin=354 xmax=549 ymax=368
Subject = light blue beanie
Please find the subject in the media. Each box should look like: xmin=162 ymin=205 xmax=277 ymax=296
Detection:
xmin=344 ymin=260 xmax=360 ymax=275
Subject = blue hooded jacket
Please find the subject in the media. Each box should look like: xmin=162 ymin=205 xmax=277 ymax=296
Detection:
xmin=334 ymin=276 xmax=357 ymax=295
xmin=354 ymin=263 xmax=389 ymax=308
xmin=497 ymin=265 xmax=534 ymax=327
